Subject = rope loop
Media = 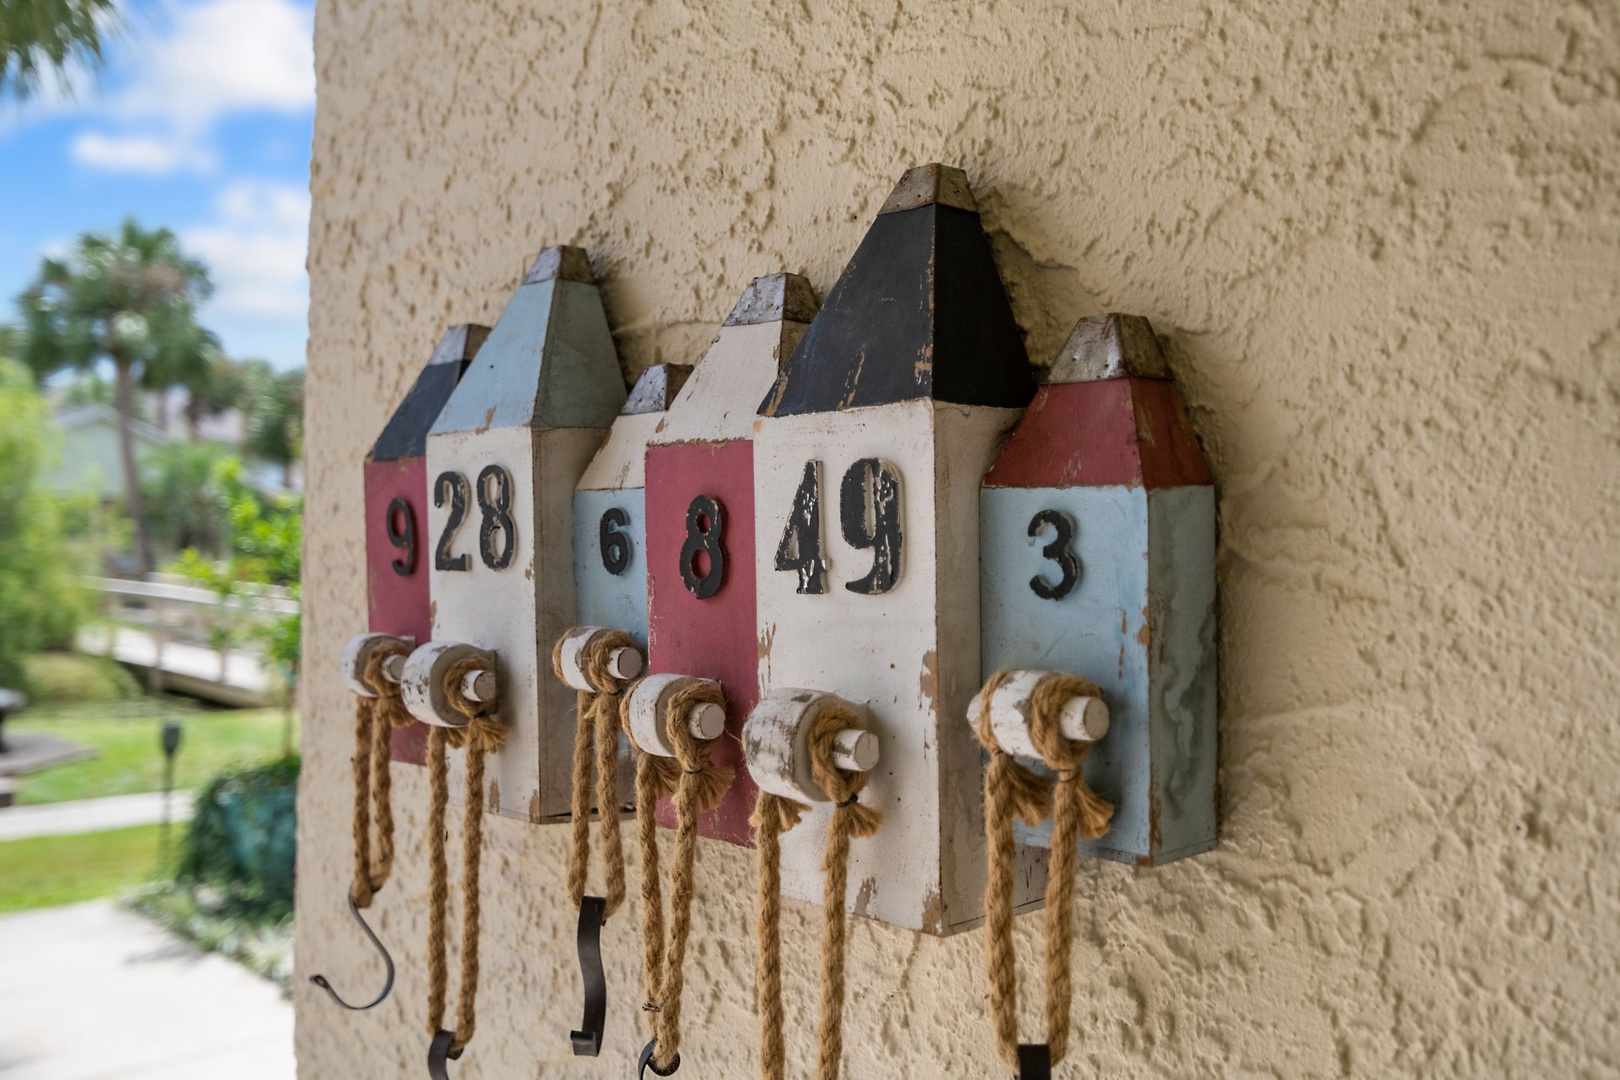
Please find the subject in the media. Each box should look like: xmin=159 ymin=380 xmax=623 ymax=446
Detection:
xmin=632 ymin=678 xmax=730 ymax=1074
xmin=973 ymin=668 xmax=1115 ymax=1069
xmin=552 ymin=628 xmax=638 ymax=917
xmin=752 ymin=700 xmax=883 ymax=1080
xmin=424 ymin=658 xmax=508 ymax=1065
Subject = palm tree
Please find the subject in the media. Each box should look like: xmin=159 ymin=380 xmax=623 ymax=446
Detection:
xmin=1 ymin=0 xmax=119 ymax=99
xmin=141 ymin=318 xmax=223 ymax=436
xmin=246 ymin=368 xmax=304 ymax=488
xmin=18 ymin=220 xmax=215 ymax=575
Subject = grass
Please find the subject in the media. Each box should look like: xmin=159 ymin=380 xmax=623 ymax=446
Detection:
xmin=0 ymin=825 xmax=168 ymax=912
xmin=9 ymin=701 xmax=298 ymax=806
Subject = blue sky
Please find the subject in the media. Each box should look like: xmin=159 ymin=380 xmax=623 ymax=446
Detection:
xmin=0 ymin=0 xmax=315 ymax=371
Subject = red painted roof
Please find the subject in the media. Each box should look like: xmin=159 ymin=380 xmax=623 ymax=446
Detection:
xmin=983 ymin=378 xmax=1212 ymax=489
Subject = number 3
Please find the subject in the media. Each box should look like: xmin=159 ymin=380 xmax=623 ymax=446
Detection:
xmin=1028 ymin=509 xmax=1078 ymax=600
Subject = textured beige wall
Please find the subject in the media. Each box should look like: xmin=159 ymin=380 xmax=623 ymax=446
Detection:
xmin=296 ymin=2 xmax=1620 ymax=1076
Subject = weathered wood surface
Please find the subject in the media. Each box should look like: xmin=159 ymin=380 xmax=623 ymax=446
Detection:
xmin=743 ymin=688 xmax=880 ymax=804
xmin=643 ymin=275 xmax=817 ymax=846
xmin=364 ymin=323 xmax=484 ymax=764
xmin=980 ymin=313 xmax=1217 ymax=865
xmin=425 ymin=246 xmax=625 ymax=822
xmin=750 ymin=164 xmax=1044 ymax=936
xmin=760 ymin=164 xmax=1032 ymax=417
xmin=755 ymin=401 xmax=1044 ymax=933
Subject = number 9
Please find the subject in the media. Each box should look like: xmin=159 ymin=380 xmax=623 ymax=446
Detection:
xmin=386 ymin=497 xmax=415 ymax=576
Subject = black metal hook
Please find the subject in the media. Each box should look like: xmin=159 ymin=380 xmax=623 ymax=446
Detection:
xmin=308 ymin=894 xmax=396 ymax=1011
xmin=428 ymin=1029 xmax=461 ymax=1080
xmin=571 ymin=896 xmax=608 ymax=1056
xmin=638 ymin=1038 xmax=681 ymax=1078
xmin=1015 ymin=1044 xmax=1051 ymax=1080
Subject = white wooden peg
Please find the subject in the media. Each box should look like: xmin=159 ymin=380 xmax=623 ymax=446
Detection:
xmin=625 ymin=674 xmax=726 ymax=759
xmin=555 ymin=626 xmax=646 ymax=692
xmin=399 ymin=641 xmax=497 ymax=729
xmin=339 ymin=633 xmax=414 ymax=698
xmin=970 ymin=670 xmax=1110 ymax=762
xmin=460 ymin=668 xmax=498 ymax=704
xmin=744 ymin=689 xmax=880 ymax=805
xmin=831 ymin=729 xmax=880 ymax=773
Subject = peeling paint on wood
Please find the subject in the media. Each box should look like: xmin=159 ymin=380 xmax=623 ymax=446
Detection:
xmin=980 ymin=315 xmax=1217 ymax=866
xmin=643 ymin=276 xmax=817 ymax=846
xmin=752 ymin=165 xmax=1043 ymax=934
xmin=425 ymin=246 xmax=624 ymax=821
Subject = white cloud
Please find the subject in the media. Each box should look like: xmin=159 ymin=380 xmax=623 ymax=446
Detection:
xmin=66 ymin=0 xmax=314 ymax=175
xmin=183 ymin=180 xmax=309 ymax=320
xmin=70 ymin=131 xmax=216 ymax=173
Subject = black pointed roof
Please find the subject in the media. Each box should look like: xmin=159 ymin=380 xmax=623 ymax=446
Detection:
xmin=759 ymin=164 xmax=1033 ymax=417
xmin=368 ymin=323 xmax=488 ymax=462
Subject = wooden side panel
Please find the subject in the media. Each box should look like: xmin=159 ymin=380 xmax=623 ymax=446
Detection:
xmin=572 ymin=487 xmax=649 ymax=644
xmin=363 ymin=456 xmax=432 ymax=764
xmin=427 ymin=425 xmax=605 ymax=821
xmin=1145 ymin=485 xmax=1218 ymax=861
xmin=644 ymin=440 xmax=758 ymax=846
xmin=753 ymin=400 xmax=1039 ymax=934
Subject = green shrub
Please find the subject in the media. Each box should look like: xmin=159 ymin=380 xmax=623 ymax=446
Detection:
xmin=21 ymin=653 xmax=140 ymax=704
xmin=178 ymin=754 xmax=299 ymax=921
xmin=0 ymin=358 xmax=86 ymax=690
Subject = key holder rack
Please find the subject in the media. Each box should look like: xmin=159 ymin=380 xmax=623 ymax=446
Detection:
xmin=344 ymin=163 xmax=1220 ymax=1079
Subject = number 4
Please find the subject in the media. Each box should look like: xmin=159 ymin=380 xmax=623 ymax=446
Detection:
xmin=774 ymin=461 xmax=827 ymax=594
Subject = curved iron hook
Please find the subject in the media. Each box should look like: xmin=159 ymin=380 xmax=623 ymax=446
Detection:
xmin=638 ymin=1038 xmax=681 ymax=1078
xmin=427 ymin=1029 xmax=461 ymax=1080
xmin=571 ymin=896 xmax=608 ymax=1056
xmin=308 ymin=893 xmax=396 ymax=1010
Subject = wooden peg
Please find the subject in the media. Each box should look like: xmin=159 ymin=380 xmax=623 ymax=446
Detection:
xmin=399 ymin=642 xmax=497 ymax=729
xmin=969 ymin=671 xmax=1110 ymax=762
xmin=555 ymin=625 xmax=646 ymax=692
xmin=339 ymin=632 xmax=415 ymax=698
xmin=744 ymin=689 xmax=880 ymax=805
xmin=624 ymin=674 xmax=727 ymax=759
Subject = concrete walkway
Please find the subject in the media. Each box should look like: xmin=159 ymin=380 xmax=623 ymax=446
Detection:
xmin=0 ymin=792 xmax=195 ymax=842
xmin=0 ymin=900 xmax=294 ymax=1079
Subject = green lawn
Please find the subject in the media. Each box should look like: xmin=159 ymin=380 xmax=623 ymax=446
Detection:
xmin=0 ymin=825 xmax=167 ymax=912
xmin=9 ymin=702 xmax=298 ymax=805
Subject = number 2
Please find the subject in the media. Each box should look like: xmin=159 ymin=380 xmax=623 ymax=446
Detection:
xmin=434 ymin=471 xmax=471 ymax=571
xmin=1028 ymin=509 xmax=1078 ymax=600
xmin=385 ymin=497 xmax=415 ymax=576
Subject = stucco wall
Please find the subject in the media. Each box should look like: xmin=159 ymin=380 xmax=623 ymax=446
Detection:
xmin=296 ymin=2 xmax=1620 ymax=1076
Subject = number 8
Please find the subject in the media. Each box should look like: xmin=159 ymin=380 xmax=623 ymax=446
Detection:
xmin=476 ymin=465 xmax=516 ymax=570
